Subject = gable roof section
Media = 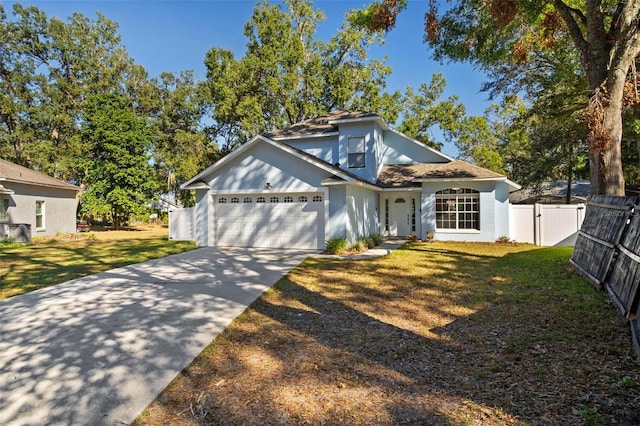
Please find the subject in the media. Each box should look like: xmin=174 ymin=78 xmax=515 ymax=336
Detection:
xmin=266 ymin=109 xmax=382 ymax=140
xmin=377 ymin=161 xmax=520 ymax=190
xmin=0 ymin=158 xmax=79 ymax=191
xmin=181 ymin=135 xmax=379 ymax=191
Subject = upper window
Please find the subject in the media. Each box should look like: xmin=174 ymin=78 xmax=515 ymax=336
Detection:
xmin=347 ymin=136 xmax=365 ymax=168
xmin=35 ymin=200 xmax=45 ymax=229
xmin=435 ymin=188 xmax=480 ymax=230
xmin=0 ymin=198 xmax=8 ymax=222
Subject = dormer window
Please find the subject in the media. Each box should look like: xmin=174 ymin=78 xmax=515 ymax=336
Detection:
xmin=347 ymin=136 xmax=365 ymax=168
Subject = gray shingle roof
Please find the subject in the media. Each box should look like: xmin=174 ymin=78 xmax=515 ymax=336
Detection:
xmin=377 ymin=161 xmax=506 ymax=188
xmin=266 ymin=110 xmax=379 ymax=139
xmin=0 ymin=158 xmax=80 ymax=191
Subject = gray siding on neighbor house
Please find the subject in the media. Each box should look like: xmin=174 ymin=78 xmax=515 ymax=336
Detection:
xmin=1 ymin=182 xmax=78 ymax=237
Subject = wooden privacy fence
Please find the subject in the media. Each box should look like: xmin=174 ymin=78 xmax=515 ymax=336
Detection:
xmin=570 ymin=194 xmax=640 ymax=359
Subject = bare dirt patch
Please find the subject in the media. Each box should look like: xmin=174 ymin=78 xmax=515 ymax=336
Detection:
xmin=135 ymin=242 xmax=640 ymax=425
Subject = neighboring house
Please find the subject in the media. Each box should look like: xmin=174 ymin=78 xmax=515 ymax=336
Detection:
xmin=0 ymin=158 xmax=80 ymax=238
xmin=510 ymin=180 xmax=591 ymax=204
xmin=182 ymin=110 xmax=520 ymax=249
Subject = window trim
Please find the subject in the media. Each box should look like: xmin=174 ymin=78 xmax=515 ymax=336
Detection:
xmin=0 ymin=197 xmax=8 ymax=222
xmin=35 ymin=200 xmax=45 ymax=230
xmin=435 ymin=188 xmax=480 ymax=231
xmin=347 ymin=136 xmax=366 ymax=168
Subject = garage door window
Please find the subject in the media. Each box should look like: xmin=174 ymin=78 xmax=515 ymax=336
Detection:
xmin=243 ymin=197 xmax=252 ymax=203
xmin=257 ymin=197 xmax=266 ymax=203
xmin=298 ymin=195 xmax=307 ymax=202
xmin=218 ymin=197 xmax=227 ymax=203
xmin=284 ymin=196 xmax=293 ymax=203
xmin=270 ymin=196 xmax=279 ymax=203
xmin=231 ymin=197 xmax=240 ymax=203
xmin=312 ymin=195 xmax=323 ymax=202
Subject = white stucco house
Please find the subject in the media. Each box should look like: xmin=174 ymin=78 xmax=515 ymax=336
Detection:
xmin=0 ymin=158 xmax=80 ymax=239
xmin=182 ymin=110 xmax=520 ymax=249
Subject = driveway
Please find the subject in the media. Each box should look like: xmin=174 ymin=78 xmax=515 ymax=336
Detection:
xmin=0 ymin=247 xmax=315 ymax=426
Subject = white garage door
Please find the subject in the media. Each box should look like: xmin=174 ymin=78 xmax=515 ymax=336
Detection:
xmin=215 ymin=193 xmax=325 ymax=249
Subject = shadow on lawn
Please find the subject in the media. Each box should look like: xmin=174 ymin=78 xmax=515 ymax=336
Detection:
xmin=232 ymin=244 xmax=640 ymax=424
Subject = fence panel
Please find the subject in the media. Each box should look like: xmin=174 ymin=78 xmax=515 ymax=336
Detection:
xmin=168 ymin=207 xmax=195 ymax=241
xmin=570 ymin=195 xmax=636 ymax=287
xmin=538 ymin=204 xmax=585 ymax=246
xmin=607 ymin=209 xmax=640 ymax=319
xmin=509 ymin=204 xmax=535 ymax=244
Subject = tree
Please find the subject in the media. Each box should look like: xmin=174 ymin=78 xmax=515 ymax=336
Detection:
xmin=354 ymin=0 xmax=640 ymax=195
xmin=78 ymin=94 xmax=157 ymax=227
xmin=147 ymin=71 xmax=218 ymax=207
xmin=203 ymin=0 xmax=400 ymax=150
xmin=397 ymin=73 xmax=467 ymax=150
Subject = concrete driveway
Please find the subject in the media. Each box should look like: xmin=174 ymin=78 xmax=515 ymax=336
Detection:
xmin=0 ymin=247 xmax=315 ymax=426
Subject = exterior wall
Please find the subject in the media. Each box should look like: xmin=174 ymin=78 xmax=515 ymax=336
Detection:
xmin=381 ymin=130 xmax=450 ymax=164
xmin=421 ymin=180 xmax=508 ymax=242
xmin=345 ymin=186 xmax=379 ymax=242
xmin=207 ymin=143 xmax=329 ymax=192
xmin=193 ymin=189 xmax=211 ymax=247
xmin=281 ymin=136 xmax=339 ymax=164
xmin=1 ymin=182 xmax=77 ymax=237
xmin=327 ymin=185 xmax=347 ymax=240
xmin=337 ymin=122 xmax=378 ymax=183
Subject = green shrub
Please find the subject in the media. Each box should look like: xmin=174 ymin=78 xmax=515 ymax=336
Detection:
xmin=349 ymin=240 xmax=367 ymax=253
xmin=370 ymin=233 xmax=383 ymax=246
xmin=363 ymin=236 xmax=376 ymax=249
xmin=325 ymin=236 xmax=348 ymax=254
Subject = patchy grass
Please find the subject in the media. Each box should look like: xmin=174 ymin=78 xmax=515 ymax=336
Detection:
xmin=0 ymin=225 xmax=195 ymax=300
xmin=134 ymin=241 xmax=640 ymax=425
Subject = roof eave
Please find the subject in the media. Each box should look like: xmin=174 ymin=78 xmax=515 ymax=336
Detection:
xmin=0 ymin=177 xmax=79 ymax=191
xmin=270 ymin=131 xmax=339 ymax=141
xmin=328 ymin=116 xmax=389 ymax=130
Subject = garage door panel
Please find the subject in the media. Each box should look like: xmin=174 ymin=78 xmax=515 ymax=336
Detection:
xmin=215 ymin=193 xmax=324 ymax=249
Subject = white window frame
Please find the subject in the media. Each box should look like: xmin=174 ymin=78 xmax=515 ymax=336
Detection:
xmin=35 ymin=200 xmax=45 ymax=230
xmin=435 ymin=188 xmax=480 ymax=231
xmin=347 ymin=136 xmax=365 ymax=168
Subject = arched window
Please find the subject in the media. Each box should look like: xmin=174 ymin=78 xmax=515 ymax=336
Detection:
xmin=284 ymin=196 xmax=293 ymax=203
xmin=257 ymin=197 xmax=266 ymax=203
xmin=312 ymin=195 xmax=323 ymax=202
xmin=298 ymin=195 xmax=308 ymax=202
xmin=395 ymin=198 xmax=406 ymax=203
xmin=230 ymin=197 xmax=240 ymax=204
xmin=243 ymin=197 xmax=252 ymax=203
xmin=270 ymin=196 xmax=279 ymax=203
xmin=218 ymin=197 xmax=227 ymax=204
xmin=435 ymin=188 xmax=480 ymax=230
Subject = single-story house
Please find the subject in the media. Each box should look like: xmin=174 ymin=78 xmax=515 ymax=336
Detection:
xmin=182 ymin=110 xmax=520 ymax=249
xmin=0 ymin=158 xmax=80 ymax=238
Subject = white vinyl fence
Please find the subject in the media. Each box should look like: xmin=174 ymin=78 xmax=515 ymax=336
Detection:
xmin=168 ymin=207 xmax=195 ymax=241
xmin=510 ymin=203 xmax=586 ymax=246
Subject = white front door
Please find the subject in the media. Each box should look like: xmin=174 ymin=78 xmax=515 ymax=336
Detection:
xmin=391 ymin=197 xmax=412 ymax=236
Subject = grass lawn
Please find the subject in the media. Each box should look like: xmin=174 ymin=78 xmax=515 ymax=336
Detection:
xmin=134 ymin=241 xmax=640 ymax=425
xmin=0 ymin=225 xmax=196 ymax=300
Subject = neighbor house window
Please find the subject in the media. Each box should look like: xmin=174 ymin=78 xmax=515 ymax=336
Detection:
xmin=0 ymin=198 xmax=8 ymax=222
xmin=347 ymin=136 xmax=365 ymax=168
xmin=35 ymin=200 xmax=45 ymax=229
xmin=435 ymin=188 xmax=479 ymax=230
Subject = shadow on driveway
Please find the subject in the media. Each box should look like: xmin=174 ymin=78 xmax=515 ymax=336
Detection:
xmin=0 ymin=247 xmax=315 ymax=426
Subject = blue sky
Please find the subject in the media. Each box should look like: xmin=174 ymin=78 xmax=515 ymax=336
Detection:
xmin=4 ymin=0 xmax=492 ymax=155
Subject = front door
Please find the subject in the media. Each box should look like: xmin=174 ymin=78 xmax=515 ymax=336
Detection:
xmin=391 ymin=197 xmax=411 ymax=236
